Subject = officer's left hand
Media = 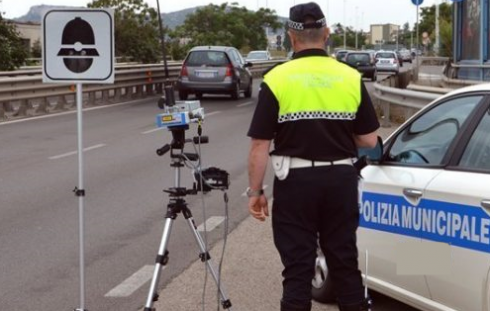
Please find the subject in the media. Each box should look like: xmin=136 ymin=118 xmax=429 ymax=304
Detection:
xmin=248 ymin=195 xmax=269 ymax=221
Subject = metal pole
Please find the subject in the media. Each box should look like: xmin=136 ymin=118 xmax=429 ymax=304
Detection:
xmin=416 ymin=4 xmax=420 ymax=80
xmin=343 ymin=0 xmax=347 ymax=49
xmin=435 ymin=0 xmax=440 ymax=56
xmin=76 ymin=83 xmax=86 ymax=311
xmin=156 ymin=0 xmax=169 ymax=77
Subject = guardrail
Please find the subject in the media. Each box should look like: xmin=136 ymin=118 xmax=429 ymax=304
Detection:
xmin=373 ymin=74 xmax=440 ymax=126
xmin=0 ymin=60 xmax=282 ymax=121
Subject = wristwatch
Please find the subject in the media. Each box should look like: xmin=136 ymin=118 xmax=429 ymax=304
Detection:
xmin=246 ymin=187 xmax=264 ymax=198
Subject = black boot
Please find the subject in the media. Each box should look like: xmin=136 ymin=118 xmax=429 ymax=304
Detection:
xmin=280 ymin=299 xmax=312 ymax=311
xmin=339 ymin=297 xmax=372 ymax=311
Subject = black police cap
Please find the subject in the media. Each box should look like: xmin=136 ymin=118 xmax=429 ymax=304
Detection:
xmin=288 ymin=2 xmax=326 ymax=31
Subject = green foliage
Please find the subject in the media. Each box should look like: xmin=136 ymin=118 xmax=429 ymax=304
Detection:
xmin=328 ymin=23 xmax=367 ymax=50
xmin=88 ymin=0 xmax=162 ymax=63
xmin=418 ymin=3 xmax=453 ymax=56
xmin=31 ymin=39 xmax=42 ymax=58
xmin=172 ymin=3 xmax=281 ymax=51
xmin=0 ymin=13 xmax=28 ymax=70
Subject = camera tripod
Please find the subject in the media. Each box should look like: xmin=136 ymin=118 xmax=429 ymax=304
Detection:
xmin=143 ymin=126 xmax=233 ymax=311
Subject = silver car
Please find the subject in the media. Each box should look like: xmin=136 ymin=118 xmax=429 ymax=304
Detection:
xmin=374 ymin=51 xmax=400 ymax=74
xmin=176 ymin=46 xmax=253 ymax=100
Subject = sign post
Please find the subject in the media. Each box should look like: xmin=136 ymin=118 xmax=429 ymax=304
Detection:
xmin=42 ymin=9 xmax=114 ymax=311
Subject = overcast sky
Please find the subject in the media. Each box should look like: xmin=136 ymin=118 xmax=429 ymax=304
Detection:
xmin=1 ymin=0 xmax=444 ymax=31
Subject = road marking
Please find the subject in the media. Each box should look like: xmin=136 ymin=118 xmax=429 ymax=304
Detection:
xmin=48 ymin=143 xmax=106 ymax=160
xmin=197 ymin=216 xmax=225 ymax=232
xmin=241 ymin=184 xmax=269 ymax=197
xmin=237 ymin=101 xmax=253 ymax=107
xmin=142 ymin=127 xmax=165 ymax=134
xmin=105 ymin=265 xmax=157 ymax=297
xmin=205 ymin=111 xmax=222 ymax=117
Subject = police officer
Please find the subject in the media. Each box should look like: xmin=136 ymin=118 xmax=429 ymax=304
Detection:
xmin=246 ymin=2 xmax=379 ymax=311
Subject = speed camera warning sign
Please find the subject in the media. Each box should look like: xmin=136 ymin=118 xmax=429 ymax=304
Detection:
xmin=42 ymin=9 xmax=114 ymax=84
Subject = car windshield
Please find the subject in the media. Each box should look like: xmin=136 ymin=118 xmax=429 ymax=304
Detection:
xmin=186 ymin=51 xmax=229 ymax=67
xmin=346 ymin=54 xmax=370 ymax=64
xmin=376 ymin=52 xmax=395 ymax=59
xmin=247 ymin=52 xmax=268 ymax=59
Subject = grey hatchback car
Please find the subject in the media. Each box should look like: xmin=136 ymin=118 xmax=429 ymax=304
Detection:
xmin=176 ymin=46 xmax=253 ymax=100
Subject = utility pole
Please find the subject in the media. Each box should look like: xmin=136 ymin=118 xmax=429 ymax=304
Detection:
xmin=343 ymin=0 xmax=347 ymax=49
xmin=355 ymin=6 xmax=358 ymax=49
xmin=435 ymin=0 xmax=440 ymax=55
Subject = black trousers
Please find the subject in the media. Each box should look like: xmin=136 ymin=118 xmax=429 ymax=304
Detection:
xmin=272 ymin=165 xmax=364 ymax=308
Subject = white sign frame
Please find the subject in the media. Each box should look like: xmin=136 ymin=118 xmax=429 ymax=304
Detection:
xmin=42 ymin=9 xmax=114 ymax=84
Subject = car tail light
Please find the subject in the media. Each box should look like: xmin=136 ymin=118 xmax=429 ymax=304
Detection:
xmin=180 ymin=65 xmax=188 ymax=77
xmin=393 ymin=58 xmax=397 ymax=64
xmin=226 ymin=64 xmax=233 ymax=77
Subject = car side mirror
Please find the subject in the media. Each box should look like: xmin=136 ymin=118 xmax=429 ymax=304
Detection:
xmin=354 ymin=136 xmax=384 ymax=172
xmin=244 ymin=62 xmax=253 ymax=68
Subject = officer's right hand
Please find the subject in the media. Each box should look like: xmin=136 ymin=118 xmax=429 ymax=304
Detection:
xmin=248 ymin=195 xmax=269 ymax=221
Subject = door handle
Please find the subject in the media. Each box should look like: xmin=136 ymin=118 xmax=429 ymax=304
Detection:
xmin=482 ymin=200 xmax=490 ymax=210
xmin=403 ymin=188 xmax=423 ymax=199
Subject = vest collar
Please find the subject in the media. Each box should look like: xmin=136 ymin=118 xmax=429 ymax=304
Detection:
xmin=292 ymin=49 xmax=328 ymax=59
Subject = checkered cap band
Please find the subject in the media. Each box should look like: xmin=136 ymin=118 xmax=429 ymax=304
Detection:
xmin=278 ymin=110 xmax=356 ymax=123
xmin=288 ymin=18 xmax=326 ymax=31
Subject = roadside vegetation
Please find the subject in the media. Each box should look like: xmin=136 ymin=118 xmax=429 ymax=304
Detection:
xmin=0 ymin=0 xmax=453 ymax=70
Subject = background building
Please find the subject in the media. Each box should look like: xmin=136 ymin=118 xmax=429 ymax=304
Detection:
xmin=370 ymin=23 xmax=400 ymax=46
xmin=13 ymin=20 xmax=41 ymax=49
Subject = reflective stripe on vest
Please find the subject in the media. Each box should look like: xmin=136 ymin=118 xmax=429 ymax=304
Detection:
xmin=264 ymin=56 xmax=361 ymax=123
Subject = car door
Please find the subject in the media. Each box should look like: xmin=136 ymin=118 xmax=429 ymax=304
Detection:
xmin=359 ymin=94 xmax=485 ymax=301
xmin=229 ymin=49 xmax=249 ymax=90
xmin=423 ymin=99 xmax=490 ymax=311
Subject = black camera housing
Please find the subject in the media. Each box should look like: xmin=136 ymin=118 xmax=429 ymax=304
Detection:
xmin=194 ymin=167 xmax=230 ymax=193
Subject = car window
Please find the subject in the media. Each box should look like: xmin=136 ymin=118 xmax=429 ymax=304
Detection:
xmin=387 ymin=95 xmax=483 ymax=165
xmin=459 ymin=109 xmax=490 ymax=171
xmin=247 ymin=52 xmax=267 ymax=59
xmin=229 ymin=49 xmax=242 ymax=64
xmin=186 ymin=51 xmax=229 ymax=67
xmin=346 ymin=54 xmax=370 ymax=64
xmin=376 ymin=52 xmax=395 ymax=59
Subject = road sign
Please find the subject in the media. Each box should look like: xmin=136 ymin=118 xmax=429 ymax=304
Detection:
xmin=411 ymin=0 xmax=423 ymax=5
xmin=42 ymin=9 xmax=114 ymax=84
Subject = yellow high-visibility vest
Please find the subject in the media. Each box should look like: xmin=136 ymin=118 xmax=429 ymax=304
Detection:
xmin=264 ymin=56 xmax=361 ymax=123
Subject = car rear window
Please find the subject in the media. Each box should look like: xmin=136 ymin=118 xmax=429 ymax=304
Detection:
xmin=186 ymin=51 xmax=230 ymax=67
xmin=376 ymin=52 xmax=395 ymax=59
xmin=346 ymin=54 xmax=370 ymax=64
xmin=248 ymin=52 xmax=268 ymax=59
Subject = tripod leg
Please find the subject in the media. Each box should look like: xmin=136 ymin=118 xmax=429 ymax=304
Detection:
xmin=183 ymin=208 xmax=233 ymax=310
xmin=144 ymin=217 xmax=174 ymax=311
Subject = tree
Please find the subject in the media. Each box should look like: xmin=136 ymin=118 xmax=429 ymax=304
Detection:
xmin=418 ymin=3 xmax=452 ymax=55
xmin=88 ymin=0 xmax=161 ymax=63
xmin=0 ymin=4 xmax=28 ymax=70
xmin=172 ymin=3 xmax=281 ymax=52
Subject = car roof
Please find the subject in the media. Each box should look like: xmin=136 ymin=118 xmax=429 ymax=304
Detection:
xmin=437 ymin=83 xmax=490 ymax=99
xmin=189 ymin=46 xmax=235 ymax=52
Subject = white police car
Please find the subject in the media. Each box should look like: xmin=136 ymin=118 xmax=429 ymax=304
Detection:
xmin=313 ymin=83 xmax=490 ymax=311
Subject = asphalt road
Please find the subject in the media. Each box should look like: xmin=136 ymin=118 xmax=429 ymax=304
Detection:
xmin=0 ymin=65 xmax=419 ymax=310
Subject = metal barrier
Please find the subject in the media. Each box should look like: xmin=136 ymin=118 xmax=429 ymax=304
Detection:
xmin=0 ymin=60 xmax=281 ymax=121
xmin=373 ymin=74 xmax=440 ymax=127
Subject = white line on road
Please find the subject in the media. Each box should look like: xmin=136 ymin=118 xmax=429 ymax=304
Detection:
xmin=236 ymin=101 xmax=253 ymax=107
xmin=105 ymin=265 xmax=157 ymax=297
xmin=197 ymin=216 xmax=225 ymax=232
xmin=48 ymin=144 xmax=106 ymax=160
xmin=142 ymin=127 xmax=165 ymax=134
xmin=205 ymin=111 xmax=222 ymax=117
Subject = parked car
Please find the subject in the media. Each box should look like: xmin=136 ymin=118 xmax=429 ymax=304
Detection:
xmin=344 ymin=51 xmax=377 ymax=81
xmin=313 ymin=83 xmax=490 ymax=311
xmin=374 ymin=51 xmax=400 ymax=74
xmin=245 ymin=50 xmax=272 ymax=62
xmin=176 ymin=46 xmax=253 ymax=100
